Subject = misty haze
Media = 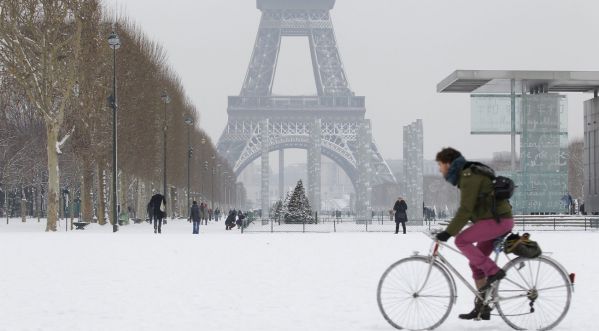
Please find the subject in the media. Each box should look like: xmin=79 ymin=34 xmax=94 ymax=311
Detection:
xmin=0 ymin=1 xmax=595 ymax=330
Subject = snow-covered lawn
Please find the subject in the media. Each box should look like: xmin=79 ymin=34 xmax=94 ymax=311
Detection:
xmin=0 ymin=219 xmax=594 ymax=330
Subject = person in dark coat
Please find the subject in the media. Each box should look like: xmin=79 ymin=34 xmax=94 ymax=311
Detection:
xmin=215 ymin=208 xmax=221 ymax=222
xmin=236 ymin=210 xmax=245 ymax=229
xmin=225 ymin=210 xmax=236 ymax=230
xmin=393 ymin=197 xmax=408 ymax=234
xmin=148 ymin=194 xmax=166 ymax=234
xmin=189 ymin=201 xmax=201 ymax=234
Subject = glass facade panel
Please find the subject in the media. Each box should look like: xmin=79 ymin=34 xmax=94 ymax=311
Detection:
xmin=583 ymin=98 xmax=599 ymax=213
xmin=471 ymin=95 xmax=567 ymax=135
xmin=471 ymin=94 xmax=568 ymax=214
xmin=403 ymin=120 xmax=424 ymax=221
xmin=519 ymin=94 xmax=568 ymax=214
xmin=471 ymin=95 xmax=522 ymax=134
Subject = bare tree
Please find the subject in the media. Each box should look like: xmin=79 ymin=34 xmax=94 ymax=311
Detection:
xmin=0 ymin=2 xmax=245 ymax=231
xmin=0 ymin=0 xmax=85 ymax=231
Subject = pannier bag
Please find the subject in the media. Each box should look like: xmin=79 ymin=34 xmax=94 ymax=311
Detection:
xmin=504 ymin=232 xmax=542 ymax=258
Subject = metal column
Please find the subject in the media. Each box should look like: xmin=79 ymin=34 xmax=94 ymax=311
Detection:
xmin=279 ymin=149 xmax=284 ymax=198
xmin=356 ymin=120 xmax=372 ymax=220
xmin=308 ymin=119 xmax=322 ymax=212
xmin=261 ymin=119 xmax=270 ymax=219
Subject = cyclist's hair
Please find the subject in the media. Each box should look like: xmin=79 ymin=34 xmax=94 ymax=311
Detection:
xmin=435 ymin=147 xmax=462 ymax=164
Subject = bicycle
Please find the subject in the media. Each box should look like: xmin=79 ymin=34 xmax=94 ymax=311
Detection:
xmin=377 ymin=231 xmax=574 ymax=330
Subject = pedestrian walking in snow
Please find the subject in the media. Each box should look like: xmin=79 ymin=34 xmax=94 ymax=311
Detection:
xmin=189 ymin=201 xmax=201 ymax=234
xmin=148 ymin=194 xmax=166 ymax=234
xmin=393 ymin=197 xmax=408 ymax=234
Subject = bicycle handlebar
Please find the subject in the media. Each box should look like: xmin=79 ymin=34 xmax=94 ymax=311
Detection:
xmin=424 ymin=228 xmax=443 ymax=240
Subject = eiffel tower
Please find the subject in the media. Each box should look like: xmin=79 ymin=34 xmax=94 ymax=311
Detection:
xmin=217 ymin=0 xmax=396 ymax=218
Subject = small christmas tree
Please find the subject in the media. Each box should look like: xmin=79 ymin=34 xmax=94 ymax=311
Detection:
xmin=271 ymin=199 xmax=283 ymax=221
xmin=280 ymin=191 xmax=291 ymax=223
xmin=284 ymin=180 xmax=314 ymax=224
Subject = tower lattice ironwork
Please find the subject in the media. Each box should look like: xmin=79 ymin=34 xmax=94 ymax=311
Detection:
xmin=217 ymin=0 xmax=396 ymax=218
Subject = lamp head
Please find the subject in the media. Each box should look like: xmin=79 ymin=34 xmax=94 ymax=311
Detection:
xmin=108 ymin=31 xmax=121 ymax=49
xmin=161 ymin=90 xmax=171 ymax=104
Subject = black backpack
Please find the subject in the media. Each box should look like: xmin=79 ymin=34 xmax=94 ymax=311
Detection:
xmin=464 ymin=162 xmax=516 ymax=221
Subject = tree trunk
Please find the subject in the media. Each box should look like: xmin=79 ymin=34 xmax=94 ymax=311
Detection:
xmin=33 ymin=186 xmax=38 ymax=222
xmin=120 ymin=171 xmax=127 ymax=222
xmin=45 ymin=124 xmax=60 ymax=232
xmin=97 ymin=162 xmax=106 ymax=225
xmin=28 ymin=187 xmax=34 ymax=217
xmin=104 ymin=169 xmax=110 ymax=225
xmin=69 ymin=191 xmax=74 ymax=230
xmin=5 ymin=187 xmax=9 ymax=224
xmin=136 ymin=179 xmax=144 ymax=220
xmin=171 ymin=187 xmax=177 ymax=219
xmin=59 ymin=189 xmax=64 ymax=220
xmin=36 ymin=176 xmax=42 ymax=222
xmin=21 ymin=187 xmax=26 ymax=222
xmin=81 ymin=158 xmax=93 ymax=223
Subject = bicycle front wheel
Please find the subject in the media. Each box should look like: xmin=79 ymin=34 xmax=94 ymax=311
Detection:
xmin=377 ymin=256 xmax=455 ymax=330
xmin=495 ymin=255 xmax=572 ymax=330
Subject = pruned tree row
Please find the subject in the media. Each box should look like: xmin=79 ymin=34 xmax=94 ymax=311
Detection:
xmin=0 ymin=0 xmax=243 ymax=230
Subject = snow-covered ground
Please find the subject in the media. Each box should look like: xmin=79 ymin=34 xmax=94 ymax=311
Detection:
xmin=0 ymin=219 xmax=594 ymax=330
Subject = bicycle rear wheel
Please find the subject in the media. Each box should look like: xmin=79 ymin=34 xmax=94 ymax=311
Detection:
xmin=494 ymin=255 xmax=572 ymax=330
xmin=377 ymin=256 xmax=455 ymax=330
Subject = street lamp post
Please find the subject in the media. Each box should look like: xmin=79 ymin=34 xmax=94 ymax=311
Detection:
xmin=202 ymin=160 xmax=207 ymax=201
xmin=161 ymin=90 xmax=171 ymax=220
xmin=200 ymin=136 xmax=206 ymax=200
xmin=222 ymin=171 xmax=228 ymax=210
xmin=108 ymin=30 xmax=120 ymax=233
xmin=226 ymin=176 xmax=232 ymax=209
xmin=211 ymin=155 xmax=218 ymax=213
xmin=185 ymin=117 xmax=194 ymax=215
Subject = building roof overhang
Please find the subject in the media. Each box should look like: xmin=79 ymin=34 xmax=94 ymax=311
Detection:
xmin=437 ymin=70 xmax=599 ymax=94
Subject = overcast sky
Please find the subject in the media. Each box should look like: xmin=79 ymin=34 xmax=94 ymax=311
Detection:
xmin=117 ymin=0 xmax=597 ymax=161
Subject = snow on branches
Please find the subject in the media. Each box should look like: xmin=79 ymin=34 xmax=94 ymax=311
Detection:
xmin=283 ymin=180 xmax=314 ymax=224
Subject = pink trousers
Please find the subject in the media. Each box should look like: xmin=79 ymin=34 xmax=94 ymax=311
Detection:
xmin=454 ymin=218 xmax=514 ymax=280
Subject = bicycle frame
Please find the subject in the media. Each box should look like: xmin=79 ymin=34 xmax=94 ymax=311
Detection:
xmin=420 ymin=233 xmax=509 ymax=302
xmin=428 ymin=241 xmax=483 ymax=299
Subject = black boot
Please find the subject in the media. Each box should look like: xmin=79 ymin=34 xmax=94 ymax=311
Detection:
xmin=459 ymin=297 xmax=491 ymax=320
xmin=480 ymin=269 xmax=506 ymax=292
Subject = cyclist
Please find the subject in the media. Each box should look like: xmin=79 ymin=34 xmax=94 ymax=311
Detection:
xmin=434 ymin=147 xmax=514 ymax=320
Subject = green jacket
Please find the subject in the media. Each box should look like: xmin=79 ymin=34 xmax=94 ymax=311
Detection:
xmin=446 ymin=167 xmax=513 ymax=236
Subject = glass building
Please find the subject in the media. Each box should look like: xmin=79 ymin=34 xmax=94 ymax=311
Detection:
xmin=437 ymin=70 xmax=599 ymax=215
xmin=471 ymin=94 xmax=568 ymax=214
